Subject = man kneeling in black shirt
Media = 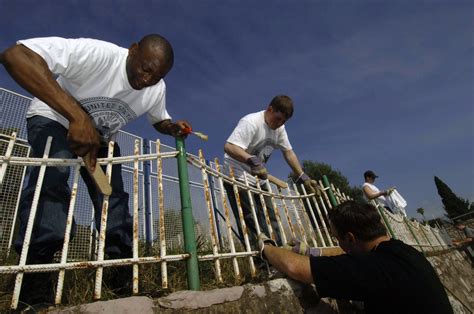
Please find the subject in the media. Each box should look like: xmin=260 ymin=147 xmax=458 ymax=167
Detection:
xmin=261 ymin=201 xmax=453 ymax=314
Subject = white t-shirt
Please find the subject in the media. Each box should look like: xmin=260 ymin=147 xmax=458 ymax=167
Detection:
xmin=224 ymin=110 xmax=292 ymax=180
xmin=362 ymin=182 xmax=389 ymax=207
xmin=20 ymin=37 xmax=171 ymax=141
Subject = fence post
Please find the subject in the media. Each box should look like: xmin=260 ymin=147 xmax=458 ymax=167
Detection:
xmin=206 ymin=159 xmax=223 ymax=249
xmin=375 ymin=204 xmax=397 ymax=240
xmin=419 ymin=223 xmax=434 ymax=251
xmin=143 ymin=138 xmax=153 ymax=244
xmin=404 ymin=218 xmax=424 ymax=252
xmin=175 ymin=137 xmax=200 ymax=290
xmin=322 ymin=175 xmax=338 ymax=208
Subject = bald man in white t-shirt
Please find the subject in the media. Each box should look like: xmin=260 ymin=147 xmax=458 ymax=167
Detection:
xmin=223 ymin=95 xmax=322 ymax=247
xmin=1 ymin=35 xmax=191 ymax=305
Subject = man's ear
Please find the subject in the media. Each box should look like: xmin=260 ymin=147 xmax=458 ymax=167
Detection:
xmin=345 ymin=232 xmax=356 ymax=243
xmin=128 ymin=43 xmax=139 ymax=55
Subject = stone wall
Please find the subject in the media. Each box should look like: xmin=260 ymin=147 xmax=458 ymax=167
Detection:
xmin=50 ymin=249 xmax=473 ymax=314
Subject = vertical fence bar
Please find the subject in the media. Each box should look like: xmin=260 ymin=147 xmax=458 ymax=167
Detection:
xmin=132 ymin=140 xmax=140 ymax=294
xmin=300 ymin=184 xmax=326 ymax=247
xmin=292 ymin=183 xmax=318 ymax=247
xmin=6 ymin=145 xmax=29 ymax=258
xmin=214 ymin=159 xmax=240 ymax=279
xmin=94 ymin=141 xmax=114 ymax=300
xmin=318 ymin=180 xmax=333 ymax=212
xmin=206 ymin=160 xmax=223 ymax=249
xmin=198 ymin=150 xmax=222 ymax=282
xmin=229 ymin=167 xmax=256 ymax=277
xmin=11 ymin=136 xmax=52 ymax=310
xmin=255 ymin=178 xmax=276 ymax=241
xmin=55 ymin=162 xmax=81 ymax=305
xmin=0 ymin=132 xmax=16 ymax=185
xmin=331 ymin=183 xmax=341 ymax=205
xmin=310 ymin=193 xmax=333 ymax=246
xmin=404 ymin=218 xmax=423 ymax=252
xmin=322 ymin=175 xmax=338 ymax=208
xmin=375 ymin=204 xmax=396 ymax=240
xmin=267 ymin=184 xmax=287 ymax=246
xmin=288 ymin=188 xmax=308 ymax=244
xmin=419 ymin=224 xmax=434 ymax=251
xmin=277 ymin=187 xmax=297 ymax=240
xmin=243 ymin=173 xmax=262 ymax=237
xmin=143 ymin=139 xmax=153 ymax=245
xmin=431 ymin=227 xmax=446 ymax=250
xmin=175 ymin=138 xmax=200 ymax=290
xmin=155 ymin=140 xmax=169 ymax=288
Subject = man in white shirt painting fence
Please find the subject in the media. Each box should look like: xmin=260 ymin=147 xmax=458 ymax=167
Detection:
xmin=0 ymin=34 xmax=191 ymax=306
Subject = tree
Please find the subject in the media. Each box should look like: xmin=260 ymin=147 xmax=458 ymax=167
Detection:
xmin=416 ymin=207 xmax=426 ymax=222
xmin=299 ymin=161 xmax=364 ymax=202
xmin=434 ymin=176 xmax=470 ymax=219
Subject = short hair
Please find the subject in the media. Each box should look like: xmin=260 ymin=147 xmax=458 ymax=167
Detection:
xmin=139 ymin=34 xmax=174 ymax=71
xmin=329 ymin=201 xmax=387 ymax=241
xmin=269 ymin=95 xmax=294 ymax=119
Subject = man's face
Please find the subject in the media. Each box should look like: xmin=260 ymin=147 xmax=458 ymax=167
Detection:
xmin=366 ymin=175 xmax=376 ymax=183
xmin=265 ymin=106 xmax=289 ymax=130
xmin=126 ymin=43 xmax=170 ymax=90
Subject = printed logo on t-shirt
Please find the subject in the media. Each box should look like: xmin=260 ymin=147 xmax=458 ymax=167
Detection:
xmin=81 ymin=97 xmax=137 ymax=140
xmin=251 ymin=139 xmax=277 ymax=164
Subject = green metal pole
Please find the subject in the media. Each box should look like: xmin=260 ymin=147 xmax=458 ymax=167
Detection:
xmin=376 ymin=205 xmax=397 ymax=240
xmin=175 ymin=137 xmax=200 ymax=290
xmin=322 ymin=175 xmax=338 ymax=208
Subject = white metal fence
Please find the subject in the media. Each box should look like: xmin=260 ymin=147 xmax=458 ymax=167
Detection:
xmin=0 ymin=88 xmax=452 ymax=310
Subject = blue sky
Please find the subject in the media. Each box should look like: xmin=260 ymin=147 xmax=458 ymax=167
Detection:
xmin=1 ymin=0 xmax=473 ymax=219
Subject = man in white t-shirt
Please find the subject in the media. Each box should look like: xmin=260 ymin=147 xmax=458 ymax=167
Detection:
xmin=1 ymin=34 xmax=191 ymax=304
xmin=223 ymin=95 xmax=321 ymax=247
xmin=362 ymin=170 xmax=394 ymax=213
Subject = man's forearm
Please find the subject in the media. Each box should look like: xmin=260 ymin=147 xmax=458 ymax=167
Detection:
xmin=264 ymin=245 xmax=313 ymax=284
xmin=1 ymin=44 xmax=85 ymax=122
xmin=224 ymin=142 xmax=252 ymax=163
xmin=282 ymin=150 xmax=304 ymax=177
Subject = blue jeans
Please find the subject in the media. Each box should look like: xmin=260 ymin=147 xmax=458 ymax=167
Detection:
xmin=14 ymin=116 xmax=132 ymax=261
xmin=224 ymin=182 xmax=283 ymax=247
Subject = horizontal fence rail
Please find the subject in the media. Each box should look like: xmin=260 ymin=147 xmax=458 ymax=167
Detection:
xmin=0 ymin=87 xmax=453 ymax=310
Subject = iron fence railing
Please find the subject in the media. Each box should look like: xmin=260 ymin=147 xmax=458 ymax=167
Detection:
xmin=0 ymin=88 xmax=452 ymax=310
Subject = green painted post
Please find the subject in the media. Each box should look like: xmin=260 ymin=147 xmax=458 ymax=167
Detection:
xmin=375 ymin=205 xmax=397 ymax=240
xmin=322 ymin=175 xmax=338 ymax=208
xmin=175 ymin=137 xmax=200 ymax=290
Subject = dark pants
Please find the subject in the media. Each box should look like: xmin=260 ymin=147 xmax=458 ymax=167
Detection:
xmin=14 ymin=116 xmax=132 ymax=262
xmin=224 ymin=182 xmax=282 ymax=247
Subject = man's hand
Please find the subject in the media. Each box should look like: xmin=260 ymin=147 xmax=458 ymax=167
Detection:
xmin=304 ymin=179 xmax=323 ymax=196
xmin=173 ymin=120 xmax=192 ymax=138
xmin=295 ymin=172 xmax=322 ymax=196
xmin=67 ymin=110 xmax=101 ymax=170
xmin=246 ymin=156 xmax=268 ymax=179
xmin=258 ymin=233 xmax=276 ymax=261
xmin=284 ymin=239 xmax=321 ymax=257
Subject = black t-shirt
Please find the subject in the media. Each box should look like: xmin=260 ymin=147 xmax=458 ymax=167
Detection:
xmin=310 ymin=239 xmax=452 ymax=314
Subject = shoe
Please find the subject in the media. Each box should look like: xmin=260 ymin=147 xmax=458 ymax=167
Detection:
xmin=18 ymin=272 xmax=54 ymax=309
xmin=108 ymin=265 xmax=133 ymax=296
xmin=17 ymin=253 xmax=55 ymax=308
